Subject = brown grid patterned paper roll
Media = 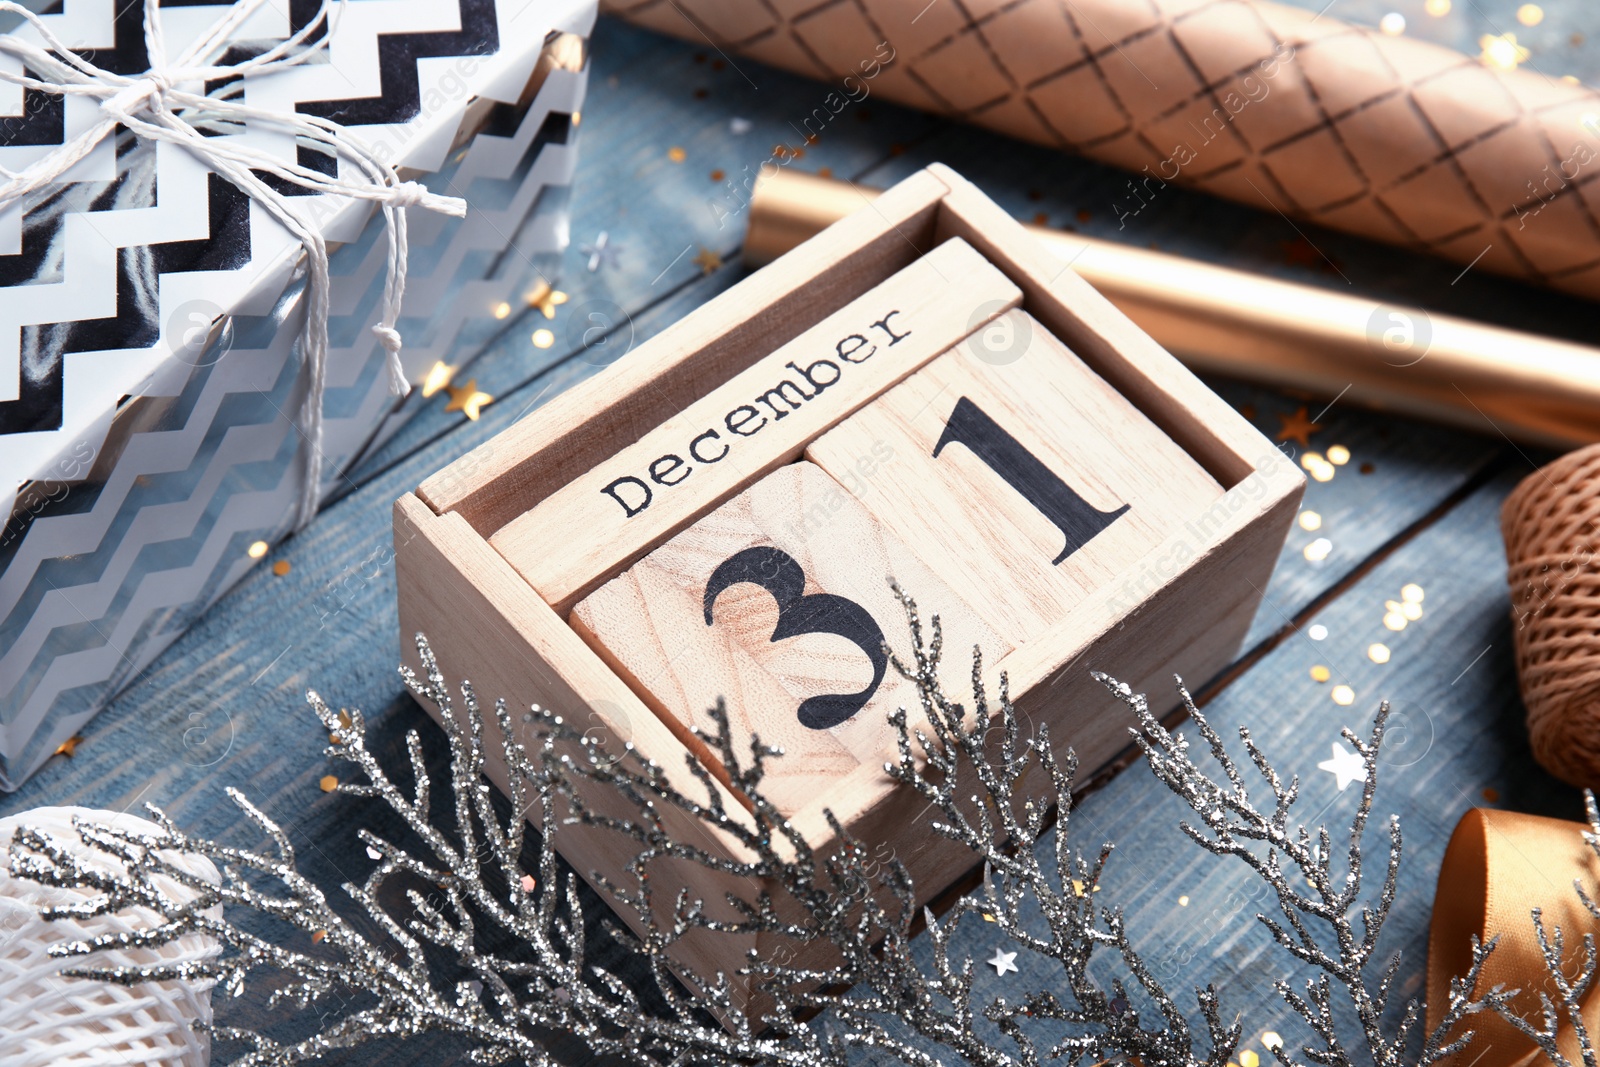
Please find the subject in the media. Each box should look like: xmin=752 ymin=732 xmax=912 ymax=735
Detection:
xmin=605 ymin=0 xmax=1600 ymax=300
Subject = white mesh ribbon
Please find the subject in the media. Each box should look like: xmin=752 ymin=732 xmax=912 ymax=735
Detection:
xmin=0 ymin=807 xmax=223 ymax=1067
xmin=0 ymin=0 xmax=468 ymax=528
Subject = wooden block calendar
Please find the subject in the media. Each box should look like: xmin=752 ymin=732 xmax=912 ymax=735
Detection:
xmin=394 ymin=165 xmax=1305 ymax=1006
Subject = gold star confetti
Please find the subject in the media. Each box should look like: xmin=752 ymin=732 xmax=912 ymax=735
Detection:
xmin=1276 ymin=406 xmax=1322 ymax=448
xmin=1480 ymin=33 xmax=1530 ymax=71
xmin=1425 ymin=0 xmax=1450 ymax=14
xmin=525 ymin=283 xmax=569 ymax=319
xmin=1299 ymin=510 xmax=1322 ymax=531
xmin=444 ymin=379 xmax=493 ymax=420
xmin=1379 ymin=12 xmax=1405 ymax=35
xmin=1304 ymin=537 xmax=1332 ymax=562
xmin=1310 ymin=665 xmax=1331 ymax=682
xmin=1326 ymin=444 xmax=1350 ymax=465
xmin=273 ymin=560 xmax=291 ymax=577
xmin=1368 ymin=643 xmax=1391 ymax=664
xmin=420 ymin=360 xmax=456 ymax=398
xmin=53 ymin=734 xmax=83 ymax=758
xmin=667 ymin=145 xmax=686 ymax=163
xmin=692 ymin=246 xmax=723 ymax=275
xmin=247 ymin=540 xmax=269 ymax=559
xmin=320 ymin=775 xmax=339 ymax=792
xmin=1517 ymin=4 xmax=1544 ymax=26
xmin=532 ymin=329 xmax=555 ymax=349
xmin=1331 ymin=684 xmax=1355 ymax=706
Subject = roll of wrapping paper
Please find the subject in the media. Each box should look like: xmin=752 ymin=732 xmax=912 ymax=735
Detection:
xmin=606 ymin=0 xmax=1600 ymax=301
xmin=746 ymin=168 xmax=1600 ymax=448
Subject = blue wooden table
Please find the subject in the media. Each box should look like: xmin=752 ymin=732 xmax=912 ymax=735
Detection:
xmin=5 ymin=4 xmax=1598 ymax=1062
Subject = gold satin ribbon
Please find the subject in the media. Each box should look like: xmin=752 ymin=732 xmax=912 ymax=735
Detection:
xmin=1428 ymin=809 xmax=1600 ymax=1066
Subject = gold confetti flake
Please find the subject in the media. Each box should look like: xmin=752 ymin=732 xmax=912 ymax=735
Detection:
xmin=1308 ymin=623 xmax=1328 ymax=641
xmin=1178 ymin=894 xmax=1190 ymax=906
xmin=982 ymin=912 xmax=996 ymax=922
xmin=1299 ymin=510 xmax=1323 ymax=531
xmin=444 ymin=379 xmax=493 ymax=420
xmin=247 ymin=540 xmax=269 ymax=559
xmin=1384 ymin=611 xmax=1407 ymax=631
xmin=1301 ymin=452 xmax=1336 ymax=482
xmin=1263 ymin=1033 xmax=1284 ymax=1051
xmin=1379 ymin=12 xmax=1406 ymax=35
xmin=1367 ymin=643 xmax=1391 ymax=664
xmin=1241 ymin=1051 xmax=1261 ymax=1067
xmin=1402 ymin=583 xmax=1425 ymax=603
xmin=420 ymin=360 xmax=456 ymax=398
xmin=1425 ymin=0 xmax=1451 ymax=14
xmin=1276 ymin=406 xmax=1322 ymax=447
xmin=1483 ymin=787 xmax=1500 ymax=803
xmin=320 ymin=775 xmax=338 ymax=792
xmin=53 ymin=735 xmax=83 ymax=758
xmin=312 ymin=929 xmax=327 ymax=943
xmin=272 ymin=560 xmax=291 ymax=577
xmin=1565 ymin=75 xmax=1582 ymax=85
xmin=692 ymin=246 xmax=723 ymax=274
xmin=492 ymin=301 xmax=512 ymax=320
xmin=1332 ymin=685 xmax=1355 ymax=706
xmin=520 ymin=874 xmax=537 ymax=892
xmin=1304 ymin=537 xmax=1332 ymax=562
xmin=1480 ymin=33 xmax=1530 ymax=71
xmin=1310 ymin=665 xmax=1331 ymax=682
xmin=667 ymin=145 xmax=686 ymax=163
xmin=1326 ymin=444 xmax=1350 ymax=465
xmin=1517 ymin=4 xmax=1544 ymax=26
xmin=532 ymin=328 xmax=555 ymax=349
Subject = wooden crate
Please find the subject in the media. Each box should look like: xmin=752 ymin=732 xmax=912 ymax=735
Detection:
xmin=394 ymin=164 xmax=1304 ymax=1008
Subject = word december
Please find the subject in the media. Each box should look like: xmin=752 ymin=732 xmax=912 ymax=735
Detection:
xmin=601 ymin=312 xmax=910 ymax=517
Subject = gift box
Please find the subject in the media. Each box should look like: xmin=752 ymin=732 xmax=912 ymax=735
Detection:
xmin=0 ymin=0 xmax=595 ymax=790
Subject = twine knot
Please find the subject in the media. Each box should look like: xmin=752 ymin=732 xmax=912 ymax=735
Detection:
xmin=388 ymin=180 xmax=430 ymax=209
xmin=102 ymin=70 xmax=176 ymax=119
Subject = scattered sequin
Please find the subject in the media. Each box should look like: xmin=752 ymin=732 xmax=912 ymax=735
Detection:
xmin=1483 ymin=787 xmax=1500 ymax=803
xmin=1241 ymin=1051 xmax=1261 ymax=1067
xmin=312 ymin=929 xmax=327 ymax=943
xmin=1368 ymin=643 xmax=1391 ymax=664
xmin=366 ymin=846 xmax=382 ymax=860
xmin=1263 ymin=1033 xmax=1284 ymax=1051
xmin=420 ymin=360 xmax=456 ymax=398
xmin=521 ymin=874 xmax=537 ymax=892
xmin=1299 ymin=510 xmax=1323 ymax=531
xmin=320 ymin=775 xmax=338 ymax=792
xmin=532 ymin=329 xmax=554 ymax=349
xmin=1402 ymin=583 xmax=1425 ymax=603
xmin=1301 ymin=452 xmax=1336 ymax=482
xmin=710 ymin=169 xmax=725 ymax=182
xmin=667 ymin=146 xmax=686 ymax=162
xmin=1384 ymin=611 xmax=1408 ymax=631
xmin=1304 ymin=537 xmax=1332 ymax=562
xmin=1425 ymin=0 xmax=1451 ymax=14
xmin=1379 ymin=12 xmax=1405 ymax=35
xmin=492 ymin=301 xmax=511 ymax=320
xmin=247 ymin=540 xmax=269 ymax=559
xmin=1517 ymin=4 xmax=1544 ymax=26
xmin=1331 ymin=685 xmax=1355 ymax=706
xmin=1310 ymin=665 xmax=1331 ymax=682
xmin=272 ymin=560 xmax=291 ymax=577
xmin=1480 ymin=33 xmax=1530 ymax=71
xmin=1326 ymin=444 xmax=1350 ymax=465
xmin=53 ymin=735 xmax=82 ymax=758
xmin=1308 ymin=624 xmax=1328 ymax=641
xmin=1179 ymin=895 xmax=1190 ymax=906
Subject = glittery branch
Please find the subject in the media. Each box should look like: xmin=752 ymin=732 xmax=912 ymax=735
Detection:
xmin=5 ymin=591 xmax=1579 ymax=1067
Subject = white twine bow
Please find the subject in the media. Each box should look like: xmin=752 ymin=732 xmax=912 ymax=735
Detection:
xmin=0 ymin=0 xmax=468 ymax=529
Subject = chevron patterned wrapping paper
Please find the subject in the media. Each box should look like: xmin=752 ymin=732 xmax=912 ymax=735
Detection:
xmin=605 ymin=0 xmax=1600 ymax=300
xmin=0 ymin=0 xmax=595 ymax=790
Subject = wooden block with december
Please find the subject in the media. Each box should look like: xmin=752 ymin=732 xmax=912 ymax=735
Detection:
xmin=491 ymin=236 xmax=1022 ymax=614
xmin=570 ymin=461 xmax=1009 ymax=817
xmin=807 ymin=309 xmax=1226 ymax=646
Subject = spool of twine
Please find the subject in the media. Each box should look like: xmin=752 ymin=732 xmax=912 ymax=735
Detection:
xmin=1503 ymin=444 xmax=1600 ymax=787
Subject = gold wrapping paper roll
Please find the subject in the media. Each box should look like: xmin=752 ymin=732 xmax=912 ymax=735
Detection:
xmin=607 ymin=0 xmax=1600 ymax=301
xmin=747 ymin=169 xmax=1600 ymax=449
